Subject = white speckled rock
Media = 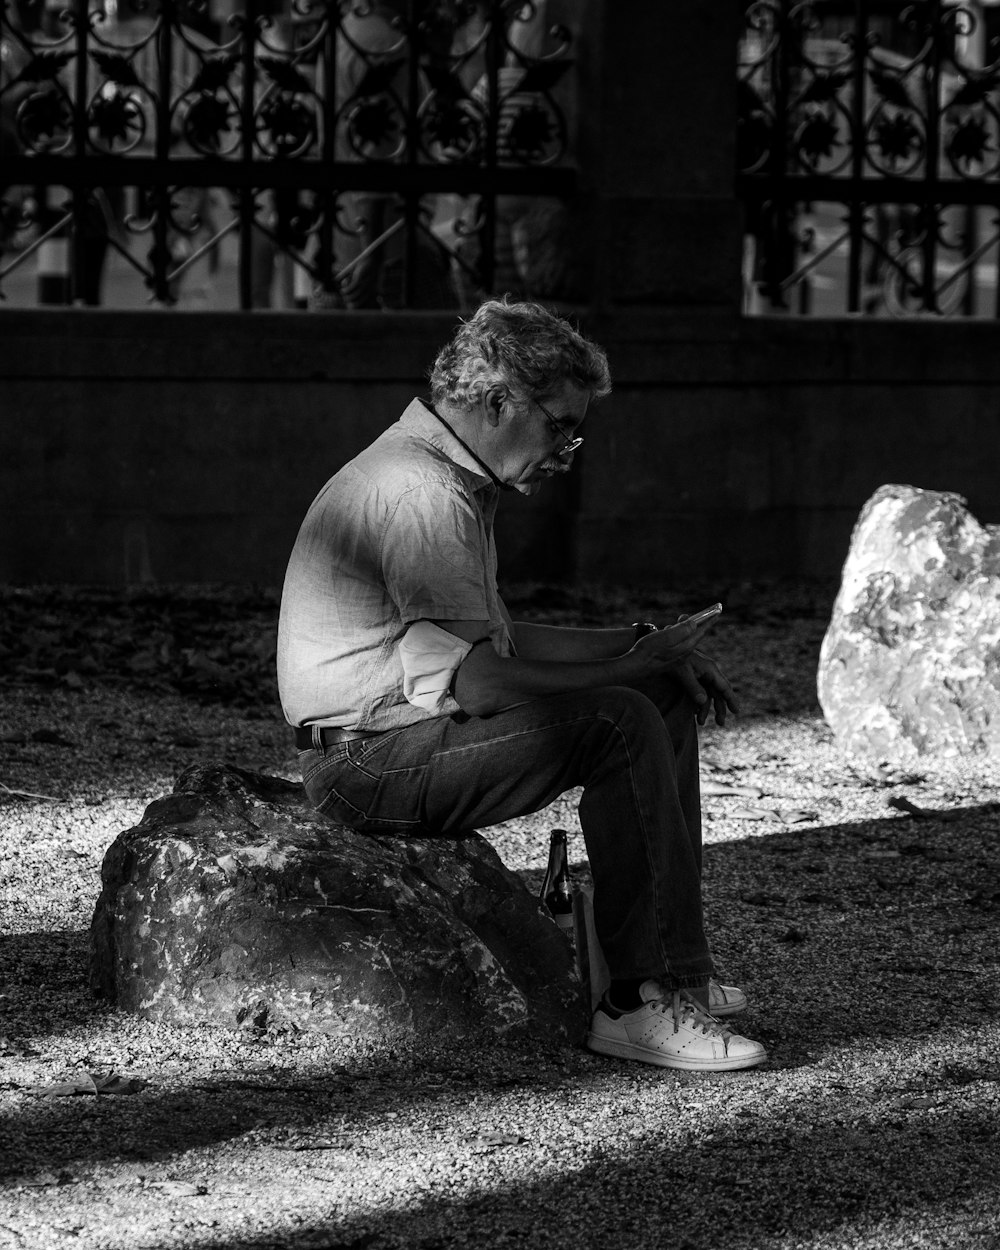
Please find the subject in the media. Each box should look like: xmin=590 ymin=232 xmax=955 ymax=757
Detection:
xmin=90 ymin=763 xmax=582 ymax=1044
xmin=818 ymin=484 xmax=1000 ymax=761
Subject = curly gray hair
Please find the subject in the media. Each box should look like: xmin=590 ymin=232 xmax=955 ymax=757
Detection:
xmin=428 ymin=297 xmax=612 ymax=409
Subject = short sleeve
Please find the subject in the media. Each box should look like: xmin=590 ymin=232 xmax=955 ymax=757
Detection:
xmin=381 ymin=480 xmax=491 ymax=622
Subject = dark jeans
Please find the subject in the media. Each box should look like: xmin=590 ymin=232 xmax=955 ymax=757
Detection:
xmin=298 ymin=680 xmax=714 ymax=991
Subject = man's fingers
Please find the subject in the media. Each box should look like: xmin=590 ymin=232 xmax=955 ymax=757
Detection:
xmin=684 ymin=616 xmax=719 ymax=645
xmin=659 ymin=617 xmax=718 ymax=656
xmin=674 ymin=661 xmax=708 ymax=708
xmin=694 ymin=662 xmax=740 ymax=726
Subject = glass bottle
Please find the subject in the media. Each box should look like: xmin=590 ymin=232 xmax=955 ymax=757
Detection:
xmin=539 ymin=828 xmax=574 ymax=932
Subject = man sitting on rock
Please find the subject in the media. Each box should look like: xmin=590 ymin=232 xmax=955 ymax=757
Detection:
xmin=276 ymin=297 xmax=767 ymax=1072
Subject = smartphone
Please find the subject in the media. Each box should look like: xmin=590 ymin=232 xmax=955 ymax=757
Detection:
xmin=685 ymin=602 xmax=723 ymax=627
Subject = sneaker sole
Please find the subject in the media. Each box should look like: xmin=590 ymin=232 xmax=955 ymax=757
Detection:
xmin=586 ymin=1031 xmax=767 ymax=1072
xmin=708 ymin=1000 xmax=746 ymax=1018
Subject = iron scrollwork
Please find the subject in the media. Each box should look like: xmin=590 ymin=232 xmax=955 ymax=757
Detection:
xmin=0 ymin=0 xmax=576 ymax=308
xmin=738 ymin=0 xmax=1000 ymax=317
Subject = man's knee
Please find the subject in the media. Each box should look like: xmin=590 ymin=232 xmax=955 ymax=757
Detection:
xmin=594 ymin=683 xmax=699 ymax=774
xmin=589 ymin=685 xmax=670 ymax=746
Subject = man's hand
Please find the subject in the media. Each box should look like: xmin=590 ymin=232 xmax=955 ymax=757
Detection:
xmin=671 ymin=650 xmax=740 ymax=726
xmin=628 ymin=616 xmax=721 ymax=676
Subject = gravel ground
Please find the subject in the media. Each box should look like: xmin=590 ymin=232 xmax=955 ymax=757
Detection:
xmin=1 ymin=581 xmax=999 ymax=1250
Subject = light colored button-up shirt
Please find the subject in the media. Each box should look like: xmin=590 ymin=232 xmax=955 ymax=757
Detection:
xmin=277 ymin=398 xmax=515 ymax=730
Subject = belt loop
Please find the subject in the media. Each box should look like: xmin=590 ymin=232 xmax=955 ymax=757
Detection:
xmin=311 ymin=723 xmax=325 ymax=755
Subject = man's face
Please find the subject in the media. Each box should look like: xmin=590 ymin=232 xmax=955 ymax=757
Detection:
xmin=497 ymin=381 xmax=590 ymax=497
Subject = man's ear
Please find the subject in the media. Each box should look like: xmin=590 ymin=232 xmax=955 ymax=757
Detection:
xmin=483 ymin=387 xmax=506 ymax=428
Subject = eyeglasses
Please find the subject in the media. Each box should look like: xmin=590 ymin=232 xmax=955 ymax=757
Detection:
xmin=534 ymin=396 xmax=584 ymax=460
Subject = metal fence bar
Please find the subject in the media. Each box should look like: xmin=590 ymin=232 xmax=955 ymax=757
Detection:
xmin=737 ymin=0 xmax=1000 ymax=318
xmin=0 ymin=0 xmax=577 ymax=310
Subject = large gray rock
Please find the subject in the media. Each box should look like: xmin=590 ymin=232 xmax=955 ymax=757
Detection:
xmin=90 ymin=764 xmax=581 ymax=1045
xmin=818 ymin=484 xmax=1000 ymax=761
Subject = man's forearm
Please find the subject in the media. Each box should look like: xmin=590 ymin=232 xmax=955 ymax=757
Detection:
xmin=453 ymin=625 xmax=712 ymax=717
xmin=438 ymin=615 xmax=716 ymax=717
xmin=511 ymin=620 xmax=635 ymax=662
xmin=453 ymin=649 xmax=635 ymax=716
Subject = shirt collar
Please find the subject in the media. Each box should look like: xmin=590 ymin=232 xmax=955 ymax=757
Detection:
xmin=400 ymin=398 xmax=500 ymax=499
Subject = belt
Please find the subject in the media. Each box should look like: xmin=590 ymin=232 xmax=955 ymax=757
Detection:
xmin=294 ymin=724 xmax=383 ymax=750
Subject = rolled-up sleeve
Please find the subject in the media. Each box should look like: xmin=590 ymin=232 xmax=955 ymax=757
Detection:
xmin=398 ymin=620 xmax=475 ymax=713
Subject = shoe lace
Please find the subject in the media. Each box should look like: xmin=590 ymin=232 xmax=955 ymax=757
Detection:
xmin=660 ymin=990 xmax=731 ymax=1039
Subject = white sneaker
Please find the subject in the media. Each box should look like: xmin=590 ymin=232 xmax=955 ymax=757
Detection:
xmin=587 ymin=981 xmax=767 ymax=1072
xmin=709 ymin=978 xmax=747 ymax=1017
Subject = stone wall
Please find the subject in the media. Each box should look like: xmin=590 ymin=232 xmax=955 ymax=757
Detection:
xmin=2 ymin=307 xmax=999 ymax=588
xmin=7 ymin=4 xmax=994 ymax=590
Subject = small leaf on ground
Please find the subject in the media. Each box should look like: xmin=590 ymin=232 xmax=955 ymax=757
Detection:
xmin=91 ymin=1071 xmax=147 ymax=1095
xmin=29 ymin=1076 xmax=98 ymax=1098
xmin=702 ymin=779 xmax=763 ymax=798
xmin=29 ymin=1070 xmax=146 ymax=1097
xmin=0 ymin=781 xmax=64 ymax=802
xmin=468 ymin=1132 xmax=526 ymax=1150
xmin=145 ymin=1180 xmax=207 ymax=1196
xmin=888 ymin=795 xmax=930 ymax=817
xmin=887 ymin=794 xmax=959 ymax=821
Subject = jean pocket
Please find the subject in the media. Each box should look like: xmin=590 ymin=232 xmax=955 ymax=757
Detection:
xmin=343 ymin=727 xmax=410 ymax=771
xmin=303 ymin=731 xmax=428 ymax=832
xmin=301 ymin=745 xmax=350 ymax=787
xmin=301 ymin=748 xmax=370 ymax=822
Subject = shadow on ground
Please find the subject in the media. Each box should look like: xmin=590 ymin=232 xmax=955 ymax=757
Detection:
xmin=2 ymin=807 xmax=997 ymax=1249
xmin=182 ymin=1102 xmax=1000 ymax=1250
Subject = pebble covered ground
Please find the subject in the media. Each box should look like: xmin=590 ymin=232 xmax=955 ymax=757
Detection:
xmin=1 ymin=581 xmax=999 ymax=1250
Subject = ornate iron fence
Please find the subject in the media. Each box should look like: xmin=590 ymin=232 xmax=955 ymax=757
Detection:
xmin=738 ymin=0 xmax=1000 ymax=316
xmin=0 ymin=0 xmax=575 ymax=308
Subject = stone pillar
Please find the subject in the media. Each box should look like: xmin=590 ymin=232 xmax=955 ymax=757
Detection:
xmin=576 ymin=0 xmax=743 ymax=309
